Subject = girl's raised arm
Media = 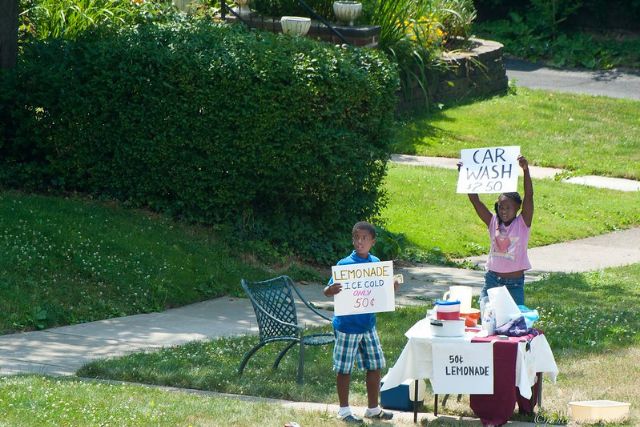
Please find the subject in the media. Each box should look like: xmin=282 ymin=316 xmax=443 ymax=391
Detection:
xmin=519 ymin=155 xmax=534 ymax=227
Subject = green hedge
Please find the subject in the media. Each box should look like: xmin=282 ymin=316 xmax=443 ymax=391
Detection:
xmin=0 ymin=21 xmax=399 ymax=262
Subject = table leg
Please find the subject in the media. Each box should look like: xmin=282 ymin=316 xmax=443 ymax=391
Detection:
xmin=537 ymin=372 xmax=543 ymax=408
xmin=413 ymin=379 xmax=419 ymax=423
xmin=442 ymin=394 xmax=450 ymax=407
xmin=434 ymin=394 xmax=438 ymax=417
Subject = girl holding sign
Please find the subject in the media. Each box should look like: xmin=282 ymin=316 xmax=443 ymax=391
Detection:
xmin=465 ymin=155 xmax=533 ymax=305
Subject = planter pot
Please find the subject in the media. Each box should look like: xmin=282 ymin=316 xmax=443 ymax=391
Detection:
xmin=333 ymin=1 xmax=362 ymax=26
xmin=280 ymin=16 xmax=311 ymax=36
xmin=172 ymin=0 xmax=192 ymax=12
xmin=234 ymin=0 xmax=251 ymax=16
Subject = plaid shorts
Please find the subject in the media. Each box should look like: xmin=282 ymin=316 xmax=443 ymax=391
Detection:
xmin=333 ymin=327 xmax=386 ymax=374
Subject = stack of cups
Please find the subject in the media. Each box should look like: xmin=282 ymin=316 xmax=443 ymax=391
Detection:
xmin=435 ymin=300 xmax=461 ymax=320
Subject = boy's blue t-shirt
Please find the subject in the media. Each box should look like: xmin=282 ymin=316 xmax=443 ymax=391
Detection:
xmin=329 ymin=250 xmax=380 ymax=334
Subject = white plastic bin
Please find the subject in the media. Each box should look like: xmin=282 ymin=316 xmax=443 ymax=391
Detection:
xmin=568 ymin=400 xmax=630 ymax=423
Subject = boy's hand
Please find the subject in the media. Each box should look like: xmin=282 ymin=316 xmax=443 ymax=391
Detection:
xmin=324 ymin=283 xmax=342 ymax=297
xmin=393 ymin=274 xmax=403 ymax=292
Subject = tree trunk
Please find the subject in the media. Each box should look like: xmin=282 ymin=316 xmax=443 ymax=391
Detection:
xmin=0 ymin=0 xmax=18 ymax=69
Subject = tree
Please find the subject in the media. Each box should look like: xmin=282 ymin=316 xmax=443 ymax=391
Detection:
xmin=0 ymin=0 xmax=18 ymax=69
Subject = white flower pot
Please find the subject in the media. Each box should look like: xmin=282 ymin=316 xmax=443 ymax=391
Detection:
xmin=333 ymin=1 xmax=362 ymax=26
xmin=172 ymin=0 xmax=192 ymax=12
xmin=234 ymin=0 xmax=251 ymax=16
xmin=280 ymin=16 xmax=311 ymax=36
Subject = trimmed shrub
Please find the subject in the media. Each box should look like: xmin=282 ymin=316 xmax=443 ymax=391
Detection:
xmin=0 ymin=21 xmax=399 ymax=262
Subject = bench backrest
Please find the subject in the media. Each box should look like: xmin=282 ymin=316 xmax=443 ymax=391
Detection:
xmin=241 ymin=276 xmax=299 ymax=341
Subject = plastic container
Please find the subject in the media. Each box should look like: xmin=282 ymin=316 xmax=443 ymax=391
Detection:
xmin=430 ymin=318 xmax=465 ymax=337
xmin=435 ymin=299 xmax=461 ymax=320
xmin=518 ymin=305 xmax=540 ymax=328
xmin=443 ymin=286 xmax=473 ymax=312
xmin=568 ymin=400 xmax=630 ymax=423
xmin=460 ymin=308 xmax=481 ymax=327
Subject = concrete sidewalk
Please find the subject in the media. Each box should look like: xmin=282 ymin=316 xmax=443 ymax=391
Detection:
xmin=468 ymin=227 xmax=640 ymax=273
xmin=0 ymin=267 xmax=486 ymax=376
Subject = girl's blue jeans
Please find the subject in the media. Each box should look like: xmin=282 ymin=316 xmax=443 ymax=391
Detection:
xmin=482 ymin=270 xmax=525 ymax=305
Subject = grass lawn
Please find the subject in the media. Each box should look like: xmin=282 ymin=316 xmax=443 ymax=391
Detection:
xmin=0 ymin=376 xmax=361 ymax=427
xmin=78 ymin=263 xmax=640 ymax=425
xmin=391 ymin=87 xmax=640 ymax=180
xmin=381 ymin=164 xmax=640 ymax=260
xmin=0 ymin=191 xmax=321 ymax=334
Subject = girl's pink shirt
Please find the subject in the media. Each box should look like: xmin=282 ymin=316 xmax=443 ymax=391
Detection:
xmin=486 ymin=214 xmax=531 ymax=273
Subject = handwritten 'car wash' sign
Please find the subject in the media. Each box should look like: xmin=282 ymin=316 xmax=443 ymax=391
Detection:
xmin=457 ymin=146 xmax=520 ymax=194
xmin=430 ymin=342 xmax=494 ymax=394
xmin=332 ymin=261 xmax=395 ymax=316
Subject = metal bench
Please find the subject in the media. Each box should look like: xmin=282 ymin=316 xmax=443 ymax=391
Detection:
xmin=238 ymin=275 xmax=335 ymax=384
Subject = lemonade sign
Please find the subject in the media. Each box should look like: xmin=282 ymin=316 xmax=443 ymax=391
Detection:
xmin=331 ymin=261 xmax=395 ymax=316
xmin=431 ymin=342 xmax=494 ymax=394
xmin=457 ymin=146 xmax=520 ymax=194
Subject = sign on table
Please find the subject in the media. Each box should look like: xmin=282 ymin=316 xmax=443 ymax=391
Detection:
xmin=331 ymin=261 xmax=395 ymax=316
xmin=457 ymin=146 xmax=520 ymax=194
xmin=431 ymin=342 xmax=494 ymax=394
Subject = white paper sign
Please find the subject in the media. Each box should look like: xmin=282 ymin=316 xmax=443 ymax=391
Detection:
xmin=331 ymin=261 xmax=395 ymax=316
xmin=457 ymin=146 xmax=520 ymax=194
xmin=430 ymin=342 xmax=494 ymax=394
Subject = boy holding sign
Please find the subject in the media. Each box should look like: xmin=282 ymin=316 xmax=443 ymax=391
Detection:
xmin=324 ymin=221 xmax=400 ymax=423
xmin=459 ymin=153 xmax=534 ymax=305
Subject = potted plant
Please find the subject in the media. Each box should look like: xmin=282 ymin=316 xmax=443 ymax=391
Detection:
xmin=333 ymin=1 xmax=362 ymax=26
xmin=280 ymin=16 xmax=311 ymax=36
xmin=234 ymin=0 xmax=251 ymax=16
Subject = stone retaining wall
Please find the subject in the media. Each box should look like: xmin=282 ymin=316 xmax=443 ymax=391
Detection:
xmin=397 ymin=38 xmax=509 ymax=112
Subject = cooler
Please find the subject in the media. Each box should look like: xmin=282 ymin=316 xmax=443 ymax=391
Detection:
xmin=381 ymin=379 xmax=426 ymax=411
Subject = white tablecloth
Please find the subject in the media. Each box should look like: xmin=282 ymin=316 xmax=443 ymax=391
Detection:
xmin=381 ymin=319 xmax=559 ymax=399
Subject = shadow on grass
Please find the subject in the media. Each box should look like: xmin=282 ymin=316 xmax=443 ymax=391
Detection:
xmin=392 ymin=92 xmax=513 ymax=155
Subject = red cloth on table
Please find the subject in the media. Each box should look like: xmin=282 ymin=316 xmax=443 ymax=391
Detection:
xmin=469 ymin=334 xmax=539 ymax=426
